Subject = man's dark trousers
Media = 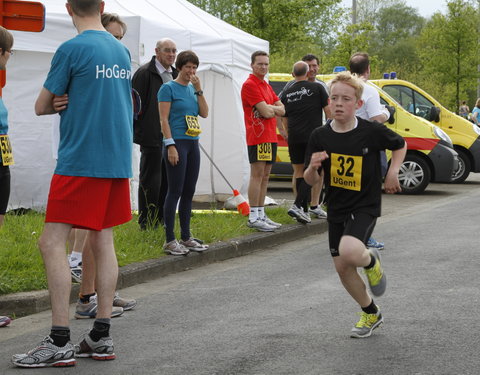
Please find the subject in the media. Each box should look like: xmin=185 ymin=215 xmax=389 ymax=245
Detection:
xmin=138 ymin=145 xmax=168 ymax=229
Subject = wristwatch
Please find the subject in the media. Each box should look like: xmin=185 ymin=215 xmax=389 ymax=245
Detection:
xmin=194 ymin=90 xmax=203 ymax=96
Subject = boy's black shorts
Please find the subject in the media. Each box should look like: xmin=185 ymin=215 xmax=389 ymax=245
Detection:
xmin=328 ymin=212 xmax=377 ymax=257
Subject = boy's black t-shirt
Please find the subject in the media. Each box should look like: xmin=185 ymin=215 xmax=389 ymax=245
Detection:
xmin=305 ymin=118 xmax=405 ymax=223
xmin=281 ymin=80 xmax=328 ymax=144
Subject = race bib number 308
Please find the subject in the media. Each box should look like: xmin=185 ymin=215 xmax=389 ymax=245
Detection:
xmin=330 ymin=153 xmax=362 ymax=191
xmin=257 ymin=142 xmax=272 ymax=161
xmin=0 ymin=135 xmax=14 ymax=166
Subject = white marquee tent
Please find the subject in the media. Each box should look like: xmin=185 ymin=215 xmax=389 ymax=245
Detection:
xmin=5 ymin=0 xmax=268 ymax=210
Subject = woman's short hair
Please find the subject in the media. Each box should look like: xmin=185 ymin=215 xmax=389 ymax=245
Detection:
xmin=0 ymin=26 xmax=13 ymax=55
xmin=175 ymin=50 xmax=199 ymax=71
xmin=328 ymin=71 xmax=364 ymax=101
xmin=101 ymin=13 xmax=127 ymax=34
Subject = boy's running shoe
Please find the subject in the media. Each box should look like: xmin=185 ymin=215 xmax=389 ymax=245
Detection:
xmin=179 ymin=238 xmax=209 ymax=252
xmin=288 ymin=204 xmax=311 ymax=224
xmin=367 ymin=237 xmax=385 ymax=250
xmin=12 ymin=336 xmax=76 ymax=368
xmin=246 ymin=218 xmax=276 ymax=232
xmin=364 ymin=248 xmax=387 ymax=297
xmin=309 ymin=206 xmax=327 ymax=219
xmin=113 ymin=292 xmax=137 ymax=311
xmin=75 ymin=333 xmax=116 ymax=361
xmin=75 ymin=295 xmax=124 ymax=319
xmin=350 ymin=310 xmax=384 ymax=338
xmin=0 ymin=315 xmax=11 ymax=327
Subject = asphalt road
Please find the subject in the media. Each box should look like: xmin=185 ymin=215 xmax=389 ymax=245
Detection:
xmin=1 ymin=176 xmax=480 ymax=374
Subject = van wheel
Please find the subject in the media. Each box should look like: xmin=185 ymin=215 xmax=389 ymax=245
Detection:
xmin=451 ymin=149 xmax=470 ymax=183
xmin=398 ymin=155 xmax=431 ymax=194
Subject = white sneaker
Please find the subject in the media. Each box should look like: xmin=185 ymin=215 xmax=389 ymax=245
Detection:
xmin=309 ymin=206 xmax=327 ymax=219
xmin=288 ymin=204 xmax=311 ymax=224
xmin=263 ymin=216 xmax=282 ymax=229
xmin=163 ymin=240 xmax=190 ymax=256
xmin=247 ymin=218 xmax=276 ymax=232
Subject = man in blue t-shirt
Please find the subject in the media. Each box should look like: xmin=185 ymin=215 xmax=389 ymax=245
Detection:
xmin=13 ymin=0 xmax=132 ymax=368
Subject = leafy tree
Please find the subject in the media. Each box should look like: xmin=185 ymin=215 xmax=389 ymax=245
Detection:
xmin=416 ymin=0 xmax=479 ymax=110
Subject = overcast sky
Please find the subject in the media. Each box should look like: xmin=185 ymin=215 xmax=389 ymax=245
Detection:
xmin=340 ymin=0 xmax=448 ymax=18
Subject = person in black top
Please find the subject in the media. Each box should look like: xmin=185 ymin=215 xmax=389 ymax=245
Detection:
xmin=280 ymin=61 xmax=330 ymax=223
xmin=304 ymin=71 xmax=406 ymax=339
xmin=133 ymin=38 xmax=178 ymax=230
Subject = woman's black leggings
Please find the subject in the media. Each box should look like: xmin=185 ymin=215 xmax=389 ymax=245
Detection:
xmin=0 ymin=165 xmax=10 ymax=215
xmin=163 ymin=139 xmax=200 ymax=242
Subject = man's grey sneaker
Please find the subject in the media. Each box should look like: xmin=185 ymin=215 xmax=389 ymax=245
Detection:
xmin=75 ymin=333 xmax=115 ymax=361
xmin=164 ymin=240 xmax=190 ymax=256
xmin=0 ymin=315 xmax=11 ymax=327
xmin=68 ymin=255 xmax=82 ymax=268
xmin=180 ymin=238 xmax=209 ymax=252
xmin=263 ymin=216 xmax=282 ymax=228
xmin=75 ymin=295 xmax=124 ymax=319
xmin=364 ymin=247 xmax=387 ymax=297
xmin=350 ymin=310 xmax=384 ymax=338
xmin=70 ymin=265 xmax=82 ymax=283
xmin=247 ymin=218 xmax=276 ymax=232
xmin=113 ymin=292 xmax=137 ymax=311
xmin=12 ymin=336 xmax=76 ymax=368
xmin=288 ymin=204 xmax=311 ymax=224
xmin=309 ymin=206 xmax=327 ymax=219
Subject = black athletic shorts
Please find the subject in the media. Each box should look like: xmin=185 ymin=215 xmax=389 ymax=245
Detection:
xmin=0 ymin=165 xmax=10 ymax=215
xmin=248 ymin=142 xmax=277 ymax=164
xmin=328 ymin=212 xmax=377 ymax=257
xmin=288 ymin=142 xmax=308 ymax=165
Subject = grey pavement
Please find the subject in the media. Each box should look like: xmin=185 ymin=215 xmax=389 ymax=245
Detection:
xmin=1 ymin=176 xmax=480 ymax=373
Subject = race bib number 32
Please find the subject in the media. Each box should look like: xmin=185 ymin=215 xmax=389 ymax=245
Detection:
xmin=257 ymin=142 xmax=272 ymax=161
xmin=0 ymin=135 xmax=14 ymax=166
xmin=330 ymin=153 xmax=362 ymax=191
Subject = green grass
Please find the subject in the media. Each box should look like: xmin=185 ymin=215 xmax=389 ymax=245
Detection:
xmin=0 ymin=206 xmax=290 ymax=296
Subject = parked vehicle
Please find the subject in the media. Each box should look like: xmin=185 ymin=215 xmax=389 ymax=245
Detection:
xmin=371 ymin=77 xmax=480 ymax=183
xmin=268 ymin=73 xmax=458 ymax=194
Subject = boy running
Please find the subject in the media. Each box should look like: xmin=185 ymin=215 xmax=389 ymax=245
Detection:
xmin=304 ymin=71 xmax=406 ymax=338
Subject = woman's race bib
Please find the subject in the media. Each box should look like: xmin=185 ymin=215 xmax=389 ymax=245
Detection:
xmin=185 ymin=115 xmax=202 ymax=137
xmin=0 ymin=134 xmax=14 ymax=166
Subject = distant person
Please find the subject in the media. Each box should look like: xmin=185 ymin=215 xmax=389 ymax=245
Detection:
xmin=158 ymin=50 xmax=209 ymax=255
xmin=304 ymin=71 xmax=406 ymax=338
xmin=280 ymin=61 xmax=330 ymax=224
xmin=349 ymin=52 xmax=390 ymax=251
xmin=14 ymin=0 xmax=133 ymax=367
xmin=470 ymin=98 xmax=480 ymax=125
xmin=0 ymin=25 xmax=14 ymax=329
xmin=241 ymin=51 xmax=285 ymax=232
xmin=458 ymin=100 xmax=469 ymax=119
xmin=133 ymin=38 xmax=178 ymax=230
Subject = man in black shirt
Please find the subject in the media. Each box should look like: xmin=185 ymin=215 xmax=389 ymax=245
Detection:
xmin=280 ymin=61 xmax=330 ymax=223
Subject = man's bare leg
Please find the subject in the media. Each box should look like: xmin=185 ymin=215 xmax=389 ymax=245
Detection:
xmin=88 ymin=228 xmax=117 ymax=320
xmin=38 ymin=222 xmax=73 ymax=327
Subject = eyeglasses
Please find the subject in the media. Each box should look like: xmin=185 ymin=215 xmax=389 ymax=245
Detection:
xmin=162 ymin=48 xmax=177 ymax=54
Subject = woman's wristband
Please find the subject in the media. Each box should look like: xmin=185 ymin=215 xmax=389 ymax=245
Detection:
xmin=163 ymin=138 xmax=175 ymax=147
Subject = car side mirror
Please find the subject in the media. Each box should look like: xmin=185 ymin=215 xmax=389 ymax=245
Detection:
xmin=386 ymin=105 xmax=395 ymax=124
xmin=429 ymin=106 xmax=440 ymax=122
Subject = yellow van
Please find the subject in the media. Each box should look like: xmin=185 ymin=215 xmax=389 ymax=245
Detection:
xmin=269 ymin=73 xmax=458 ymax=194
xmin=371 ymin=77 xmax=480 ymax=183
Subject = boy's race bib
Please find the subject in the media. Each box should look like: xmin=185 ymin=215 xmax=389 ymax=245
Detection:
xmin=0 ymin=135 xmax=14 ymax=166
xmin=330 ymin=153 xmax=362 ymax=191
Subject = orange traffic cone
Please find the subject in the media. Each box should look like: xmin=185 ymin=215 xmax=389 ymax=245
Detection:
xmin=233 ymin=189 xmax=250 ymax=216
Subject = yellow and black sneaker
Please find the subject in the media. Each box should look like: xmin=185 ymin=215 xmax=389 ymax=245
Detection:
xmin=364 ymin=247 xmax=387 ymax=296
